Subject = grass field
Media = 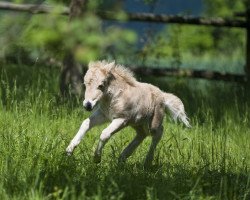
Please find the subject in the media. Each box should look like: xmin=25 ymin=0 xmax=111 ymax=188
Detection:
xmin=0 ymin=64 xmax=250 ymax=200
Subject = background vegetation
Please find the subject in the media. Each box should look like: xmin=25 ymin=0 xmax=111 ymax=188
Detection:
xmin=0 ymin=0 xmax=250 ymax=199
xmin=0 ymin=0 xmax=247 ymax=70
xmin=139 ymin=0 xmax=247 ymax=73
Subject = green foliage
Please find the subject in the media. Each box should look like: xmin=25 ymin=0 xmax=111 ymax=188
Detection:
xmin=0 ymin=1 xmax=137 ymax=63
xmin=201 ymin=0 xmax=246 ymax=56
xmin=0 ymin=0 xmax=246 ymax=67
xmin=139 ymin=0 xmax=246 ymax=69
xmin=0 ymin=13 xmax=28 ymax=61
xmin=22 ymin=7 xmax=136 ymax=62
xmin=0 ymin=64 xmax=250 ymax=200
xmin=203 ymin=0 xmax=245 ymax=17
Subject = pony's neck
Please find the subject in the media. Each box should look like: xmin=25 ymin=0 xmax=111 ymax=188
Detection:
xmin=113 ymin=73 xmax=131 ymax=90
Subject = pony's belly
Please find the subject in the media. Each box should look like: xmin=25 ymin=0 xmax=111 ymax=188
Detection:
xmin=130 ymin=112 xmax=151 ymax=125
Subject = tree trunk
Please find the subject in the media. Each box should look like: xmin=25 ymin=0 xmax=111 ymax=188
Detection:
xmin=60 ymin=0 xmax=87 ymax=97
xmin=245 ymin=1 xmax=250 ymax=82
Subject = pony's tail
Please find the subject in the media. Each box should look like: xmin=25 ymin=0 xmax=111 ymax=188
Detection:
xmin=163 ymin=93 xmax=191 ymax=128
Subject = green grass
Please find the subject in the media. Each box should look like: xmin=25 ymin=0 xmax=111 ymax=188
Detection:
xmin=0 ymin=64 xmax=250 ymax=200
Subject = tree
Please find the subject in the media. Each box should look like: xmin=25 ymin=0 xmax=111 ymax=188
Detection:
xmin=60 ymin=0 xmax=88 ymax=97
xmin=0 ymin=0 xmax=136 ymax=96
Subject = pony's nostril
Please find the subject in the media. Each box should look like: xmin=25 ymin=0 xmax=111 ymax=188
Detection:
xmin=84 ymin=101 xmax=92 ymax=111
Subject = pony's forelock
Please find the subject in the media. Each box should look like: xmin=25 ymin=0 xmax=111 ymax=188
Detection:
xmin=88 ymin=60 xmax=136 ymax=85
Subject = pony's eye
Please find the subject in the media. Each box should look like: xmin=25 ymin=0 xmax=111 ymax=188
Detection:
xmin=98 ymin=84 xmax=104 ymax=90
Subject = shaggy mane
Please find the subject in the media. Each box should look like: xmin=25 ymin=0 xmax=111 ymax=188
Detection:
xmin=89 ymin=60 xmax=136 ymax=86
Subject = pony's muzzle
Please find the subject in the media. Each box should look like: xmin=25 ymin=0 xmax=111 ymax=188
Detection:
xmin=83 ymin=99 xmax=99 ymax=111
xmin=83 ymin=101 xmax=93 ymax=111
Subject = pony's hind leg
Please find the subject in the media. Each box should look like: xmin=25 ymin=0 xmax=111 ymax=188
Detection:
xmin=144 ymin=125 xmax=163 ymax=167
xmin=118 ymin=127 xmax=146 ymax=163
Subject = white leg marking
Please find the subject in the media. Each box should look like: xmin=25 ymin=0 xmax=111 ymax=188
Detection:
xmin=66 ymin=109 xmax=107 ymax=155
xmin=99 ymin=118 xmax=126 ymax=142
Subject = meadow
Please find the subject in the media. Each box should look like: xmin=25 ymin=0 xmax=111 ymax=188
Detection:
xmin=0 ymin=63 xmax=250 ymax=200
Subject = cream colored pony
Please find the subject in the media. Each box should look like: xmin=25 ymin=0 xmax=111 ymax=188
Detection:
xmin=66 ymin=61 xmax=191 ymax=166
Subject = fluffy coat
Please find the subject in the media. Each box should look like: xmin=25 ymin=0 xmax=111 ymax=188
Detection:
xmin=66 ymin=60 xmax=190 ymax=166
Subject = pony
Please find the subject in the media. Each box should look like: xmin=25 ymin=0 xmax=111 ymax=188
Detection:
xmin=66 ymin=61 xmax=191 ymax=166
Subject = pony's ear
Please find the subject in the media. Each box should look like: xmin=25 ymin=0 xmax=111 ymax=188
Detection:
xmin=103 ymin=64 xmax=115 ymax=87
xmin=103 ymin=61 xmax=114 ymax=73
xmin=106 ymin=61 xmax=115 ymax=79
xmin=106 ymin=61 xmax=115 ymax=69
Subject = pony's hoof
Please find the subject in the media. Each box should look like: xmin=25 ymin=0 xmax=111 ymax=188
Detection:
xmin=66 ymin=151 xmax=72 ymax=156
xmin=66 ymin=145 xmax=74 ymax=156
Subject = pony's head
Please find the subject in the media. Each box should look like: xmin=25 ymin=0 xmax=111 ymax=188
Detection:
xmin=83 ymin=61 xmax=115 ymax=111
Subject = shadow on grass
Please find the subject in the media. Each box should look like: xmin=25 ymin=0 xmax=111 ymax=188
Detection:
xmin=40 ymin=156 xmax=250 ymax=200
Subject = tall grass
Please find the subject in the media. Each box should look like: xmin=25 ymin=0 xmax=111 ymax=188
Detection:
xmin=0 ymin=64 xmax=249 ymax=199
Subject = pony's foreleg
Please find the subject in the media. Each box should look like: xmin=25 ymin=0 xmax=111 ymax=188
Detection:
xmin=118 ymin=130 xmax=146 ymax=163
xmin=94 ymin=118 xmax=126 ymax=163
xmin=66 ymin=109 xmax=107 ymax=155
xmin=144 ymin=126 xmax=163 ymax=167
